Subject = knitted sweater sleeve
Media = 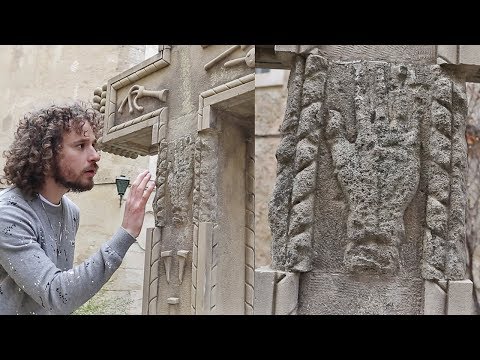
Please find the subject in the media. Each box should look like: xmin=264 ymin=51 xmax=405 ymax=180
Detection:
xmin=0 ymin=200 xmax=135 ymax=314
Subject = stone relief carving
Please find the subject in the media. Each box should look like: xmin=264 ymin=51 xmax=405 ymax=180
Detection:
xmin=177 ymin=250 xmax=189 ymax=284
xmin=117 ymin=85 xmax=168 ymax=114
xmin=161 ymin=250 xmax=174 ymax=284
xmin=192 ymin=137 xmax=202 ymax=226
xmin=269 ymin=55 xmax=321 ymax=272
xmin=203 ymin=45 xmax=254 ymax=71
xmin=160 ymin=249 xmax=190 ymax=285
xmin=193 ymin=134 xmax=218 ymax=223
xmin=326 ymin=61 xmax=421 ymax=274
xmin=422 ymin=66 xmax=467 ymax=280
xmin=92 ymin=84 xmax=107 ymax=114
xmin=93 ymin=46 xmax=171 ymax=159
xmin=269 ymin=52 xmax=467 ymax=278
xmin=167 ymin=136 xmax=195 ymax=226
xmin=153 ymin=111 xmax=168 ymax=227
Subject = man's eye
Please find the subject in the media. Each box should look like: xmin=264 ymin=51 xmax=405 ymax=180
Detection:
xmin=77 ymin=144 xmax=84 ymax=149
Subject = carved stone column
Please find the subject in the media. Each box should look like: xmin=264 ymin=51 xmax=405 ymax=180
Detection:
xmin=95 ymin=45 xmax=255 ymax=314
xmin=259 ymin=45 xmax=479 ymax=314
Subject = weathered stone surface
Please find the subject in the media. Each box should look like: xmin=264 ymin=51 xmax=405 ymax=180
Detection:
xmin=268 ymin=46 xmax=470 ymax=314
xmin=298 ymin=271 xmax=423 ymax=315
xmin=270 ymin=54 xmax=467 ymax=279
xmin=119 ymin=46 xmax=256 ymax=314
xmin=325 ymin=61 xmax=422 ymax=275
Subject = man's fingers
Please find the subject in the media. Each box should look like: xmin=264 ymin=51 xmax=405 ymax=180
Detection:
xmin=131 ymin=170 xmax=149 ymax=189
xmin=143 ymin=180 xmax=156 ymax=198
xmin=137 ymin=171 xmax=152 ymax=194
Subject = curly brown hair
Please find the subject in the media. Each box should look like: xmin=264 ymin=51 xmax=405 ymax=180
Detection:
xmin=2 ymin=102 xmax=103 ymax=198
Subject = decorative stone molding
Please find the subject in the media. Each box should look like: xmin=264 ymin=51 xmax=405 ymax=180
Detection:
xmin=97 ymin=45 xmax=171 ymax=158
xmin=203 ymin=45 xmax=254 ymax=71
xmin=161 ymin=250 xmax=174 ymax=284
xmin=244 ymin=138 xmax=255 ymax=315
xmin=177 ymin=250 xmax=189 ymax=284
xmin=192 ymin=134 xmax=218 ymax=224
xmin=191 ymin=222 xmax=215 ymax=314
xmin=153 ymin=111 xmax=168 ymax=227
xmin=167 ymin=136 xmax=195 ymax=226
xmin=422 ymin=67 xmax=467 ymax=280
xmin=92 ymin=83 xmax=107 ymax=113
xmin=191 ymin=73 xmax=255 ymax=314
xmin=197 ymin=73 xmax=255 ymax=131
xmin=269 ymin=55 xmax=320 ymax=272
xmin=142 ymin=227 xmax=162 ymax=315
xmin=194 ymin=73 xmax=255 ymax=223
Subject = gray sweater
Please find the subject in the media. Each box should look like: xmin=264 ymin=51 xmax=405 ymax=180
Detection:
xmin=0 ymin=186 xmax=136 ymax=315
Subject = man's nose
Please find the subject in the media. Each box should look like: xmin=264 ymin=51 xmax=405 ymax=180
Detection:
xmin=89 ymin=146 xmax=101 ymax=161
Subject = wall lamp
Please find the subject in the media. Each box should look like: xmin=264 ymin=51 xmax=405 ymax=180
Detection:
xmin=116 ymin=175 xmax=130 ymax=207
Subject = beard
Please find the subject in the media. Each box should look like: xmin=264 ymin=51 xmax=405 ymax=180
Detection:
xmin=52 ymin=157 xmax=97 ymax=193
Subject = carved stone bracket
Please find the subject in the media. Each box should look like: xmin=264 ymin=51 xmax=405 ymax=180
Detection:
xmin=177 ymin=250 xmax=189 ymax=284
xmin=96 ymin=45 xmax=171 ymax=158
xmin=161 ymin=250 xmax=174 ymax=284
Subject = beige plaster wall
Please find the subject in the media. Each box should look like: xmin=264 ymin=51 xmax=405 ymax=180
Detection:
xmin=255 ymin=69 xmax=289 ymax=267
xmin=0 ymin=45 xmax=153 ymax=314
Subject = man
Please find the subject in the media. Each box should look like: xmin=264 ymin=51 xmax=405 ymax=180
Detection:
xmin=0 ymin=102 xmax=155 ymax=314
